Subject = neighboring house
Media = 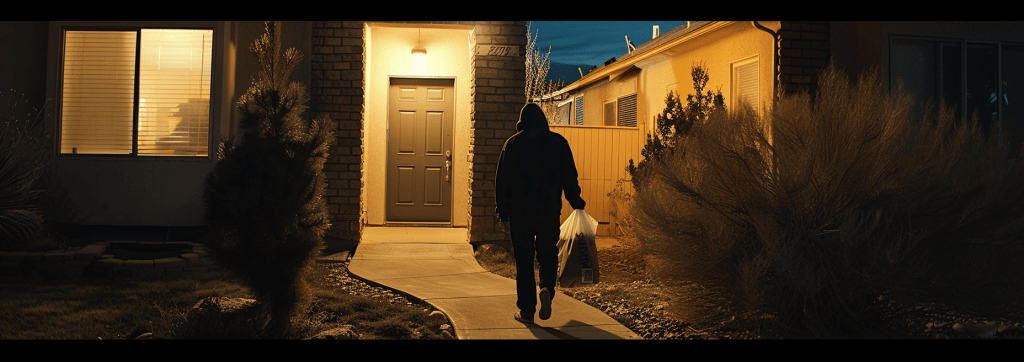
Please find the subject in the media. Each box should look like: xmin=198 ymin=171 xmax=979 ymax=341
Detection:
xmin=540 ymin=21 xmax=1024 ymax=234
xmin=539 ymin=21 xmax=780 ymax=232
xmin=1 ymin=21 xmax=529 ymax=243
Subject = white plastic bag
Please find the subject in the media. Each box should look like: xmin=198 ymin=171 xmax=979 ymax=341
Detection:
xmin=556 ymin=209 xmax=600 ymax=288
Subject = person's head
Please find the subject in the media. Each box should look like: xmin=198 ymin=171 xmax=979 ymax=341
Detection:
xmin=517 ymin=103 xmax=549 ymax=132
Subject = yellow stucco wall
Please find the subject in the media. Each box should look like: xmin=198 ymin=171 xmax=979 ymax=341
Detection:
xmin=363 ymin=23 xmax=473 ymax=226
xmin=635 ymin=21 xmax=776 ymax=134
xmin=579 ymin=70 xmax=639 ymax=127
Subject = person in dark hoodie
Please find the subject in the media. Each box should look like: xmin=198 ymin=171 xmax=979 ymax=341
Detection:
xmin=496 ymin=103 xmax=585 ymax=324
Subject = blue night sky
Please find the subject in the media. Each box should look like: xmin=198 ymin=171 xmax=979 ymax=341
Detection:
xmin=527 ymin=21 xmax=691 ymax=84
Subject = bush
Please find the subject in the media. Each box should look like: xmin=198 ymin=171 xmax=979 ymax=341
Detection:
xmin=634 ymin=66 xmax=1024 ymax=338
xmin=202 ymin=21 xmax=333 ymax=338
xmin=628 ymin=64 xmax=724 ymax=189
xmin=0 ymin=90 xmax=50 ymax=248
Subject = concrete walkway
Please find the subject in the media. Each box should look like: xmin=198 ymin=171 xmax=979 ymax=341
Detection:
xmin=346 ymin=227 xmax=641 ymax=340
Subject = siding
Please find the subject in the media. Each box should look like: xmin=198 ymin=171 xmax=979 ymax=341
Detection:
xmin=550 ymin=124 xmax=640 ymax=225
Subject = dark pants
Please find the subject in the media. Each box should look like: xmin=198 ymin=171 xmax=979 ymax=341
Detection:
xmin=510 ymin=214 xmax=559 ymax=316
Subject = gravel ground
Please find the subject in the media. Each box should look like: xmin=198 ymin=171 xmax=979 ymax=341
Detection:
xmin=314 ymin=247 xmax=718 ymax=340
xmin=317 ymin=260 xmax=421 ymax=307
xmin=556 ymin=245 xmax=744 ymax=340
xmin=316 ymin=244 xmax=733 ymax=340
xmin=321 ymin=245 xmax=1024 ymax=340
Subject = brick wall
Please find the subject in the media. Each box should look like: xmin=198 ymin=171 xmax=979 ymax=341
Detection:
xmin=310 ymin=21 xmax=527 ymax=243
xmin=311 ymin=21 xmax=365 ymax=242
xmin=468 ymin=21 xmax=528 ymax=242
xmin=778 ymin=21 xmax=831 ymax=95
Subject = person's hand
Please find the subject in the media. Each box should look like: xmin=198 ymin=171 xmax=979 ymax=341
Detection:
xmin=499 ymin=219 xmax=510 ymax=234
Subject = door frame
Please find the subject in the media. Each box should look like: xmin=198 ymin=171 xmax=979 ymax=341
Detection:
xmin=384 ymin=76 xmax=456 ymax=225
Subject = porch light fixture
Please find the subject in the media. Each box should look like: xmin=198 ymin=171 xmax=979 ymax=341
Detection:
xmin=412 ymin=29 xmax=427 ymax=73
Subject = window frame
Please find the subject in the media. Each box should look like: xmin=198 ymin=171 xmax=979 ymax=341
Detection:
xmin=53 ymin=22 xmax=221 ymax=160
xmin=731 ymin=55 xmax=759 ymax=114
xmin=603 ymin=99 xmax=617 ymax=126
xmin=599 ymin=94 xmax=638 ymax=128
xmin=554 ymin=97 xmax=574 ymax=125
xmin=616 ymin=93 xmax=637 ymax=127
xmin=888 ymin=34 xmax=1024 ymax=134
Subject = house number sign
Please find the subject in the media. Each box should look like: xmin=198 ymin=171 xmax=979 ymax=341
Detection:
xmin=477 ymin=45 xmax=519 ymax=57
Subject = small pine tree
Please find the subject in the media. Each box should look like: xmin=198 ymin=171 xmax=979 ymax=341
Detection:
xmin=628 ymin=63 xmax=724 ymax=188
xmin=202 ymin=21 xmax=333 ymax=338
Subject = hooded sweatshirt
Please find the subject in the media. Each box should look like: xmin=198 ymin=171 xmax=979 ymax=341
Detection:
xmin=495 ymin=104 xmax=585 ymax=221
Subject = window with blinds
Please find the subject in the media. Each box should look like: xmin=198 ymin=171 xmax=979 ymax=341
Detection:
xmin=575 ymin=95 xmax=585 ymax=125
xmin=60 ymin=29 xmax=213 ymax=157
xmin=732 ymin=57 xmax=759 ymax=112
xmin=617 ymin=94 xmax=637 ymax=127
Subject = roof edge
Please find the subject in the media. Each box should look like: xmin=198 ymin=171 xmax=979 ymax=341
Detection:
xmin=539 ymin=21 xmax=732 ymax=100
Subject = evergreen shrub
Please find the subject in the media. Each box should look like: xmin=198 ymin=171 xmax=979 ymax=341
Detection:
xmin=202 ymin=21 xmax=333 ymax=337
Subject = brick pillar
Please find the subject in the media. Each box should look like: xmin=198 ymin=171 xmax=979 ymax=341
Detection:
xmin=311 ymin=21 xmax=364 ymax=242
xmin=778 ymin=21 xmax=830 ymax=95
xmin=468 ymin=21 xmax=528 ymax=242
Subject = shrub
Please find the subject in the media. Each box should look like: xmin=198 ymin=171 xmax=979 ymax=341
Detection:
xmin=634 ymin=65 xmax=1024 ymax=338
xmin=202 ymin=21 xmax=333 ymax=338
xmin=628 ymin=64 xmax=724 ymax=189
xmin=0 ymin=90 xmax=50 ymax=248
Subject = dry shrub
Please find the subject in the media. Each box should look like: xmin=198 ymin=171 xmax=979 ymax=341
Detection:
xmin=0 ymin=90 xmax=49 ymax=247
xmin=634 ymin=66 xmax=1024 ymax=338
xmin=607 ymin=178 xmax=646 ymax=276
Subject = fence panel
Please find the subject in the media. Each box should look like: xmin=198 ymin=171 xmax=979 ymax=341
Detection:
xmin=550 ymin=125 xmax=640 ymax=230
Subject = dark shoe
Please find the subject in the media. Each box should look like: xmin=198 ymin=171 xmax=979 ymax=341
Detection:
xmin=514 ymin=312 xmax=535 ymax=324
xmin=539 ymin=288 xmax=552 ymax=320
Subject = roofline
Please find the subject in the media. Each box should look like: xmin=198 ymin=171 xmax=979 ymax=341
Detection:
xmin=539 ymin=21 xmax=733 ymax=100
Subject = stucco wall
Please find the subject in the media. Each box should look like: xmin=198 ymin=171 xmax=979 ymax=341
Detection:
xmin=0 ymin=22 xmax=49 ymax=107
xmin=363 ymin=24 xmax=473 ymax=228
xmin=636 ymin=22 xmax=776 ymax=131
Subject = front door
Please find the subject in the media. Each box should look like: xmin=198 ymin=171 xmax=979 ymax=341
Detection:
xmin=386 ymin=78 xmax=455 ymax=222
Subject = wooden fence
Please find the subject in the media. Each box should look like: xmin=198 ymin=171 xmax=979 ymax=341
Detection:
xmin=550 ymin=124 xmax=641 ymax=234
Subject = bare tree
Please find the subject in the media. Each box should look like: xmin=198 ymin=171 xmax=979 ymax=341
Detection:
xmin=525 ymin=22 xmax=565 ymax=122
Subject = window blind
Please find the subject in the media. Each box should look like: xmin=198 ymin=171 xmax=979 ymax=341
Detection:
xmin=60 ymin=31 xmax=137 ymax=155
xmin=735 ymin=60 xmax=758 ymax=111
xmin=617 ymin=94 xmax=637 ymax=127
xmin=575 ymin=95 xmax=584 ymax=125
xmin=137 ymin=29 xmax=212 ymax=156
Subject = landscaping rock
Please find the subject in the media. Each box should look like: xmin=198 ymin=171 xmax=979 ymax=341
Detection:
xmin=307 ymin=325 xmax=360 ymax=340
xmin=180 ymin=297 xmax=266 ymax=338
xmin=126 ymin=326 xmax=157 ymax=340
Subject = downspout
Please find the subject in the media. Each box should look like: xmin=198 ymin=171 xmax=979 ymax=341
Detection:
xmin=753 ymin=21 xmax=779 ymax=105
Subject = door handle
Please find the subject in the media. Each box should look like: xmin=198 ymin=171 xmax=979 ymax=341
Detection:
xmin=445 ymin=150 xmax=452 ymax=182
